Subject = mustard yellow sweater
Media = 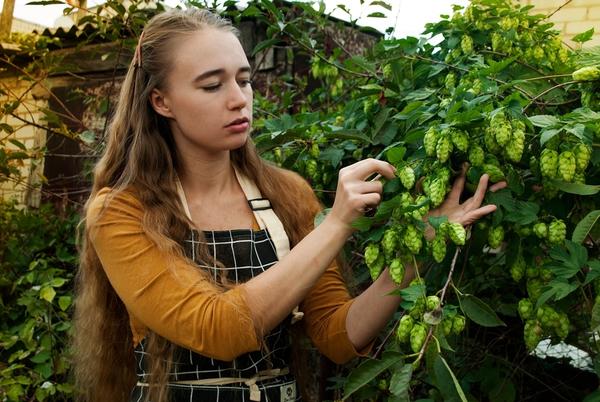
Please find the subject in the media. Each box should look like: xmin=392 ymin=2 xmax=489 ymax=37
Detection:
xmin=87 ymin=180 xmax=372 ymax=364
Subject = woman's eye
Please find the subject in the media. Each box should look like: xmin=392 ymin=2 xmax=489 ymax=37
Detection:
xmin=239 ymin=79 xmax=253 ymax=87
xmin=202 ymin=83 xmax=221 ymax=92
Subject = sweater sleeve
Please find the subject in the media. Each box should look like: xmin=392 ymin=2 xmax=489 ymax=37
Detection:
xmin=290 ymin=175 xmax=375 ymax=364
xmin=87 ymin=188 xmax=261 ymax=362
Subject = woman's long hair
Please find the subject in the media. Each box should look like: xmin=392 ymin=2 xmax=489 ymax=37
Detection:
xmin=72 ymin=8 xmax=323 ymax=402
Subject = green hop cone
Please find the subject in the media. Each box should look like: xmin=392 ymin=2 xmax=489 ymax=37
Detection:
xmin=494 ymin=125 xmax=511 ymax=147
xmin=441 ymin=318 xmax=453 ymax=336
xmin=526 ymin=264 xmax=540 ymax=279
xmin=572 ymin=66 xmax=600 ymax=82
xmin=506 ymin=129 xmax=525 ymax=163
xmin=399 ymin=166 xmax=415 ymax=189
xmin=436 ymin=135 xmax=453 ymax=163
xmin=483 ymin=164 xmax=505 ymax=183
xmin=558 ymin=151 xmax=576 ymax=182
xmin=461 ymin=35 xmax=474 ymax=54
xmin=445 ymin=73 xmax=456 ymax=91
xmin=556 ymin=313 xmax=569 ymax=340
xmin=389 ymin=258 xmax=406 ymax=285
xmin=452 ymin=315 xmax=466 ymax=335
xmin=548 ymin=219 xmax=566 ymax=244
xmin=574 ymin=171 xmax=586 ymax=184
xmin=424 ymin=126 xmax=439 ymax=157
xmin=510 ymin=255 xmax=526 ymax=282
xmin=381 ymin=228 xmax=400 ymax=259
xmin=540 ymin=148 xmax=559 ymax=179
xmin=484 ymin=127 xmax=501 ymax=154
xmin=432 ymin=235 xmax=447 ymax=263
xmin=469 ymin=144 xmax=485 ymax=167
xmin=396 ymin=315 xmax=414 ymax=343
xmin=411 ymin=195 xmax=429 ymax=220
xmin=428 ymin=178 xmax=446 ymax=208
xmin=306 ymin=159 xmax=318 ymax=180
xmin=309 ymin=142 xmax=320 ymax=158
xmin=364 ymin=243 xmax=379 ymax=267
xmin=447 ymin=222 xmax=466 ymax=246
xmin=426 ymin=295 xmax=440 ymax=311
xmin=488 ymin=226 xmax=504 ymax=249
xmin=369 ymin=254 xmax=385 ymax=281
xmin=527 ymin=278 xmax=544 ymax=301
xmin=382 ymin=64 xmax=393 ymax=80
xmin=524 ymin=319 xmax=543 ymax=351
xmin=451 ymin=130 xmax=469 ymax=152
xmin=518 ymin=299 xmax=534 ymax=320
xmin=537 ymin=305 xmax=560 ymax=330
xmin=573 ymin=143 xmax=592 ymax=172
xmin=533 ymin=222 xmax=548 ymax=239
xmin=410 ymin=323 xmax=427 ymax=353
xmin=403 ymin=225 xmax=423 ymax=254
xmin=410 ymin=296 xmax=426 ymax=319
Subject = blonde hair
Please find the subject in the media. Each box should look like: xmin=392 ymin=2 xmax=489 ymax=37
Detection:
xmin=72 ymin=7 xmax=321 ymax=402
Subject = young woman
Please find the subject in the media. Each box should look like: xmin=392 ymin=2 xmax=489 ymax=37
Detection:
xmin=72 ymin=8 xmax=504 ymax=402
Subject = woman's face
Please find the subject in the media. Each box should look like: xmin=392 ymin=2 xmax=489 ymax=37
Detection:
xmin=151 ymin=28 xmax=253 ymax=156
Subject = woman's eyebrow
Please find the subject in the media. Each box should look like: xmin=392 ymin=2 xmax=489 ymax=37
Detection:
xmin=192 ymin=66 xmax=252 ymax=83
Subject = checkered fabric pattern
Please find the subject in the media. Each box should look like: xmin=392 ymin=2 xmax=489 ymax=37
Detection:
xmin=129 ymin=228 xmax=300 ymax=402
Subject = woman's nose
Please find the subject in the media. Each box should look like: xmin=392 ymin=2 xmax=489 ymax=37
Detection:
xmin=227 ymin=82 xmax=248 ymax=110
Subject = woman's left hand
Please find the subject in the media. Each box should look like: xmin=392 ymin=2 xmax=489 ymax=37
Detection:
xmin=428 ymin=163 xmax=507 ymax=228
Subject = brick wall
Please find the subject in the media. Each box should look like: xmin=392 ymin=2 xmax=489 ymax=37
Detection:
xmin=0 ymin=77 xmax=47 ymax=207
xmin=519 ymin=0 xmax=600 ymax=47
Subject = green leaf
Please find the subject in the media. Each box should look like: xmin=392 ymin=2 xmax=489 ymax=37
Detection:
xmin=428 ymin=215 xmax=448 ymax=230
xmin=251 ymin=38 xmax=280 ymax=56
xmin=389 ymin=363 xmax=413 ymax=399
xmin=592 ymin=298 xmax=600 ymax=333
xmin=573 ymin=28 xmax=595 ymax=43
xmin=58 ymin=296 xmax=72 ymax=311
xmin=30 ymin=351 xmax=51 ymax=364
xmin=528 ymin=115 xmax=560 ymax=128
xmin=8 ymin=139 xmax=27 ymax=150
xmin=370 ymin=0 xmax=392 ymax=10
xmin=536 ymin=279 xmax=579 ymax=308
xmin=319 ymin=148 xmax=345 ymax=168
xmin=40 ymin=287 xmax=56 ymax=303
xmin=326 ymin=129 xmax=372 ymax=144
xmin=386 ymin=146 xmax=406 ymax=165
xmin=433 ymin=355 xmax=468 ymax=402
xmin=459 ymin=295 xmax=505 ymax=327
xmin=584 ymin=259 xmax=600 ymax=286
xmin=549 ymin=180 xmax=600 ymax=195
xmin=78 ymin=130 xmax=96 ymax=144
xmin=367 ymin=12 xmax=387 ymax=18
xmin=343 ymin=352 xmax=403 ymax=400
xmin=572 ymin=210 xmax=600 ymax=243
xmin=540 ymin=129 xmax=561 ymax=146
xmin=351 ymin=216 xmax=374 ymax=231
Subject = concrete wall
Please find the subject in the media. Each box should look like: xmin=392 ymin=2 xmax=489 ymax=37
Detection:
xmin=520 ymin=0 xmax=600 ymax=47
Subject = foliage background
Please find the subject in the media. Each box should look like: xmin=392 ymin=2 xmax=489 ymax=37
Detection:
xmin=1 ymin=0 xmax=599 ymax=401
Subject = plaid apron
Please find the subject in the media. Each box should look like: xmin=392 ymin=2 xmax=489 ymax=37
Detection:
xmin=129 ymin=171 xmax=300 ymax=401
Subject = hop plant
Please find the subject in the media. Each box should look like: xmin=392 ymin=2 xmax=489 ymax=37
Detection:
xmin=510 ymin=255 xmax=526 ymax=282
xmin=431 ymin=234 xmax=447 ymax=263
xmin=365 ymin=243 xmax=385 ymax=280
xmin=558 ymin=151 xmax=576 ymax=182
xmin=410 ymin=323 xmax=428 ymax=352
xmin=468 ymin=145 xmax=485 ymax=167
xmin=524 ymin=319 xmax=543 ymax=350
xmin=540 ymin=148 xmax=559 ymax=179
xmin=461 ymin=35 xmax=474 ymax=54
xmin=452 ymin=315 xmax=466 ymax=334
xmin=488 ymin=226 xmax=504 ymax=249
xmin=483 ymin=164 xmax=505 ymax=182
xmin=381 ymin=228 xmax=400 ymax=260
xmin=428 ymin=178 xmax=447 ymax=208
xmin=533 ymin=222 xmax=548 ymax=239
xmin=444 ymin=222 xmax=466 ymax=245
xmin=389 ymin=258 xmax=405 ymax=285
xmin=573 ymin=143 xmax=592 ymax=172
xmin=396 ymin=315 xmax=414 ymax=343
xmin=506 ymin=129 xmax=525 ymax=162
xmin=572 ymin=66 xmax=600 ymax=82
xmin=426 ymin=295 xmax=440 ymax=311
xmin=399 ymin=166 xmax=415 ymax=189
xmin=424 ymin=126 xmax=439 ymax=157
xmin=548 ymin=219 xmax=566 ymax=244
xmin=436 ymin=135 xmax=453 ymax=163
xmin=441 ymin=318 xmax=453 ymax=336
xmin=451 ymin=129 xmax=469 ymax=152
xmin=518 ymin=299 xmax=534 ymax=320
xmin=445 ymin=73 xmax=456 ymax=90
xmin=403 ymin=225 xmax=423 ymax=254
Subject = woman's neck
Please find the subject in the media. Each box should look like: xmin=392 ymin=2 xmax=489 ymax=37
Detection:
xmin=176 ymin=150 xmax=237 ymax=200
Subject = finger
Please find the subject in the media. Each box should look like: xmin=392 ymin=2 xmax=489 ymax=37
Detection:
xmin=347 ymin=158 xmax=397 ymax=181
xmin=448 ymin=164 xmax=467 ymax=202
xmin=462 ymin=204 xmax=497 ymax=224
xmin=489 ymin=181 xmax=508 ymax=192
xmin=360 ymin=193 xmax=382 ymax=210
xmin=353 ymin=180 xmax=384 ymax=195
xmin=470 ymin=173 xmax=490 ymax=207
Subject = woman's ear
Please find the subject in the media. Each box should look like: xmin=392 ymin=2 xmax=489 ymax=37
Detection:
xmin=149 ymin=88 xmax=174 ymax=119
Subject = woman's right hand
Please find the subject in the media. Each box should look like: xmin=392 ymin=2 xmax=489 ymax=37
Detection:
xmin=327 ymin=158 xmax=397 ymax=232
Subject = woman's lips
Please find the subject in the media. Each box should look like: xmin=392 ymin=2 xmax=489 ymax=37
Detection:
xmin=225 ymin=121 xmax=249 ymax=133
